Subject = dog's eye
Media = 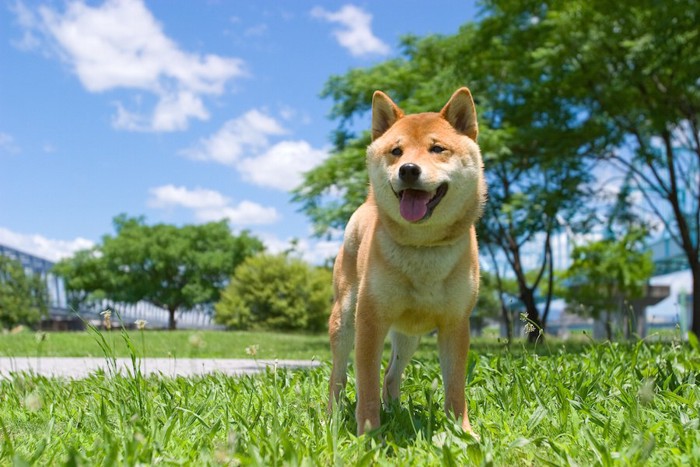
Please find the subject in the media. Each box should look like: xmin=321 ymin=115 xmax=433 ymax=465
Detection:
xmin=430 ymin=145 xmax=445 ymax=154
xmin=391 ymin=147 xmax=403 ymax=156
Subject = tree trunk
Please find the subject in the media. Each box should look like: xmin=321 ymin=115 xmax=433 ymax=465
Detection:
xmin=692 ymin=268 xmax=700 ymax=339
xmin=521 ymin=289 xmax=543 ymax=343
xmin=168 ymin=308 xmax=177 ymax=330
xmin=501 ymin=304 xmax=513 ymax=342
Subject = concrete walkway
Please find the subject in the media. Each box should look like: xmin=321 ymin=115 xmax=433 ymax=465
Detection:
xmin=0 ymin=357 xmax=321 ymax=379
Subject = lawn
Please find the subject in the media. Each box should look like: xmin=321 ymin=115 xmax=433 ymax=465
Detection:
xmin=0 ymin=329 xmax=332 ymax=360
xmin=1 ymin=329 xmax=699 ymax=465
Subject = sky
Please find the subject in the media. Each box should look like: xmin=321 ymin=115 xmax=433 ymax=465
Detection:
xmin=0 ymin=0 xmax=480 ymax=264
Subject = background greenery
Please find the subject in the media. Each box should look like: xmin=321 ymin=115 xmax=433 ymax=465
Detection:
xmin=0 ymin=256 xmax=48 ymax=329
xmin=214 ymin=253 xmax=332 ymax=332
xmin=293 ymin=0 xmax=700 ymax=340
xmin=53 ymin=216 xmax=264 ymax=330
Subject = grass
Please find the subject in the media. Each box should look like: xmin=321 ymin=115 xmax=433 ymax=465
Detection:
xmin=1 ymin=328 xmax=699 ymax=465
xmin=0 ymin=329 xmax=331 ymax=360
xmin=0 ymin=328 xmax=592 ymax=360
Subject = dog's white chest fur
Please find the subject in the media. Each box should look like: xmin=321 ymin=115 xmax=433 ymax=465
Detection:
xmin=366 ymin=229 xmax=475 ymax=334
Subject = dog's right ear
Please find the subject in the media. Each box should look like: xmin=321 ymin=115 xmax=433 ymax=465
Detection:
xmin=372 ymin=91 xmax=404 ymax=141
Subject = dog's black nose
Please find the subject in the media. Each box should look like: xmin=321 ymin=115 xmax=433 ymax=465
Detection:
xmin=399 ymin=163 xmax=421 ymax=183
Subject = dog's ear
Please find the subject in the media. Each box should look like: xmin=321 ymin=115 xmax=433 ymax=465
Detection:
xmin=440 ymin=87 xmax=478 ymax=141
xmin=372 ymin=91 xmax=404 ymax=140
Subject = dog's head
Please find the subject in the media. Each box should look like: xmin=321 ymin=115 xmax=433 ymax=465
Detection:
xmin=367 ymin=88 xmax=486 ymax=236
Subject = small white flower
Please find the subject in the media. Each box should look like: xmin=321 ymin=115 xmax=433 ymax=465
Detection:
xmin=135 ymin=319 xmax=147 ymax=330
xmin=101 ymin=309 xmax=112 ymax=330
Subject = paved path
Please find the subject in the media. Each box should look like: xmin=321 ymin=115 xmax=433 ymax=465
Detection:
xmin=0 ymin=357 xmax=321 ymax=379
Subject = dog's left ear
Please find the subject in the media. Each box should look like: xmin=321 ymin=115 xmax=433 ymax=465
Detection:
xmin=372 ymin=91 xmax=404 ymax=141
xmin=440 ymin=87 xmax=478 ymax=141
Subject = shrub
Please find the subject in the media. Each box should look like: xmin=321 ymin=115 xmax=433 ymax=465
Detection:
xmin=215 ymin=253 xmax=332 ymax=331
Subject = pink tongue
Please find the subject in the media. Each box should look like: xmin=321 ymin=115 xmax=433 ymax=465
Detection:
xmin=399 ymin=189 xmax=432 ymax=222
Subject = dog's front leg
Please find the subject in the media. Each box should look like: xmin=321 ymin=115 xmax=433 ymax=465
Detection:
xmin=354 ymin=303 xmax=388 ymax=436
xmin=437 ymin=314 xmax=477 ymax=437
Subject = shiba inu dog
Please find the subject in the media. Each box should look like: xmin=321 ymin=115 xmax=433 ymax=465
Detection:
xmin=328 ymin=87 xmax=486 ymax=436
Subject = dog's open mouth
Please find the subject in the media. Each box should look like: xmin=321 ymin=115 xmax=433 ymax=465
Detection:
xmin=397 ymin=183 xmax=448 ymax=222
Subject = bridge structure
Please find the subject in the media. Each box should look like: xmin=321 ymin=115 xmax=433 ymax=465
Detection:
xmin=0 ymin=243 xmax=219 ymax=330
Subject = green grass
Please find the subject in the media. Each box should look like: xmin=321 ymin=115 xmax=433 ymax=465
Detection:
xmin=0 ymin=329 xmax=331 ymax=360
xmin=0 ymin=328 xmax=592 ymax=360
xmin=1 ymin=329 xmax=699 ymax=465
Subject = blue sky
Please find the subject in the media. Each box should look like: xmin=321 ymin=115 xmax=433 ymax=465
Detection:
xmin=0 ymin=0 xmax=478 ymax=263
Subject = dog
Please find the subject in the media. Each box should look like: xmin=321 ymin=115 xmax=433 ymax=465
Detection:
xmin=328 ymin=87 xmax=486 ymax=436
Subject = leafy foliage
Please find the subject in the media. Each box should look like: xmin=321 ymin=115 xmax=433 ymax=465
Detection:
xmin=54 ymin=215 xmax=264 ymax=329
xmin=565 ymin=229 xmax=654 ymax=342
xmin=294 ymin=23 xmax=597 ymax=340
xmin=0 ymin=256 xmax=48 ymax=329
xmin=215 ymin=253 xmax=333 ymax=331
xmin=477 ymin=0 xmax=700 ymax=336
xmin=295 ymin=0 xmax=700 ymax=339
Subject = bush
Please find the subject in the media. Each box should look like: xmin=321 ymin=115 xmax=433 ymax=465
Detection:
xmin=215 ymin=253 xmax=332 ymax=332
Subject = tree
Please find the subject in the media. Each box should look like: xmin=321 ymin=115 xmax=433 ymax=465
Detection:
xmin=214 ymin=253 xmax=332 ymax=331
xmin=0 ymin=256 xmax=48 ymax=329
xmin=54 ymin=215 xmax=264 ymax=329
xmin=294 ymin=25 xmax=599 ymax=341
xmin=477 ymin=0 xmax=700 ymax=337
xmin=52 ymin=248 xmax=109 ymax=311
xmin=564 ymin=229 xmax=653 ymax=340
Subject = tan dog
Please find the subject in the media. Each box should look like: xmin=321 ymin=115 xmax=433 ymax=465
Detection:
xmin=328 ymin=88 xmax=486 ymax=436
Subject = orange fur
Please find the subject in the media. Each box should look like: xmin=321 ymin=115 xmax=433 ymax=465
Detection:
xmin=328 ymin=88 xmax=486 ymax=436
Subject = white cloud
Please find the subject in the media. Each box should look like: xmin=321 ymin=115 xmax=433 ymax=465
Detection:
xmin=14 ymin=0 xmax=245 ymax=132
xmin=0 ymin=132 xmax=20 ymax=154
xmin=184 ymin=109 xmax=327 ymax=191
xmin=256 ymin=232 xmax=340 ymax=265
xmin=148 ymin=185 xmax=229 ymax=210
xmin=9 ymin=1 xmax=42 ymax=51
xmin=148 ymin=185 xmax=279 ymax=225
xmin=300 ymin=238 xmax=341 ymax=265
xmin=195 ymin=201 xmax=279 ymax=225
xmin=182 ymin=109 xmax=287 ymax=165
xmin=311 ymin=5 xmax=390 ymax=57
xmin=238 ymin=140 xmax=328 ymax=191
xmin=0 ymin=227 xmax=93 ymax=262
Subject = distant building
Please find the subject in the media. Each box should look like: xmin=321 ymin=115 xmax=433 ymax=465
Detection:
xmin=646 ymin=235 xmax=694 ymax=336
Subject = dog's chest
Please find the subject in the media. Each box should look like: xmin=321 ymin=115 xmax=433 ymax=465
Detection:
xmin=370 ymin=233 xmax=473 ymax=319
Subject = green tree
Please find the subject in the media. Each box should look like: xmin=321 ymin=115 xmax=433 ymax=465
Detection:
xmin=565 ymin=229 xmax=653 ymax=340
xmin=0 ymin=256 xmax=48 ymax=329
xmin=215 ymin=253 xmax=332 ymax=332
xmin=477 ymin=0 xmax=700 ymax=337
xmin=294 ymin=25 xmax=598 ymax=342
xmin=52 ymin=248 xmax=109 ymax=311
xmin=54 ymin=215 xmax=264 ymax=330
